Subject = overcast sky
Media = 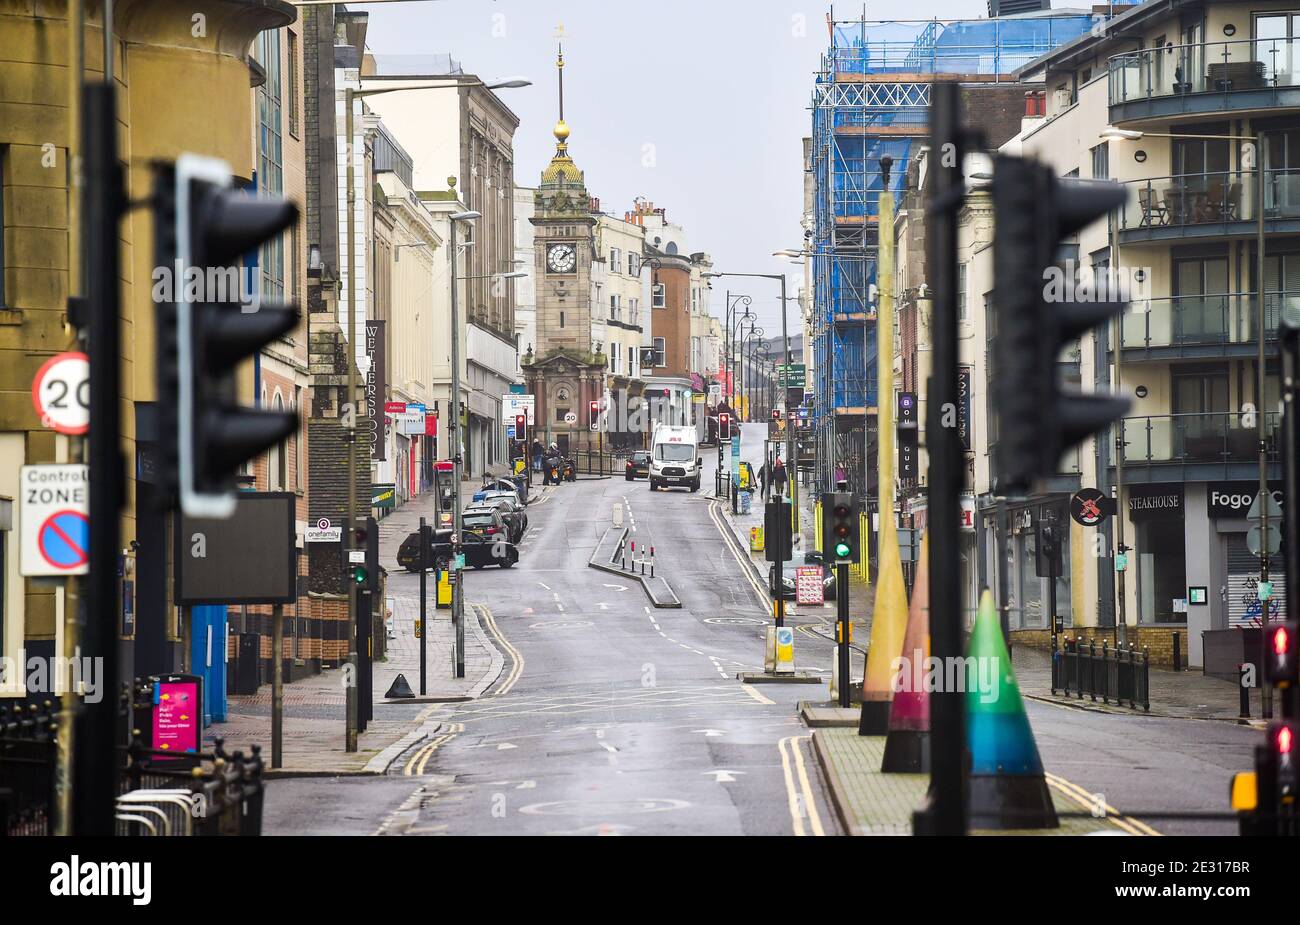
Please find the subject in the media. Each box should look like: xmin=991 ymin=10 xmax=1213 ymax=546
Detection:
xmin=365 ymin=0 xmax=978 ymax=330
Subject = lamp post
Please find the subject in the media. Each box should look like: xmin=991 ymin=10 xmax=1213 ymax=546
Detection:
xmin=705 ymin=271 xmax=796 ymax=525
xmin=730 ymin=305 xmax=756 ymax=412
xmin=743 ymin=324 xmax=764 ymax=423
xmin=338 ymin=76 xmax=528 ymax=744
xmin=1101 ymin=126 xmax=1268 ymax=657
xmin=725 ymin=293 xmax=753 ymax=411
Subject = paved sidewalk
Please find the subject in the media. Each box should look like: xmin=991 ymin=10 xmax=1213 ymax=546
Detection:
xmin=811 ymin=728 xmax=1124 ymax=835
xmin=203 ymin=479 xmax=512 ymax=775
xmin=1012 ymin=644 xmax=1265 ymax=722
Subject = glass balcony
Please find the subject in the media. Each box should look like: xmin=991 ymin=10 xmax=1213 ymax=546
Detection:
xmin=1109 ymin=38 xmax=1298 ymax=105
xmin=1120 ymin=292 xmax=1293 ymax=351
xmin=1119 ymin=169 xmax=1300 ymax=231
xmin=1119 ymin=412 xmax=1279 ymax=466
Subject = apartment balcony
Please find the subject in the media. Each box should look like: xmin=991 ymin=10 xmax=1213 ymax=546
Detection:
xmin=1118 ymin=292 xmax=1290 ymax=360
xmin=1115 ymin=411 xmax=1279 ymax=483
xmin=1108 ymin=38 xmax=1300 ymax=123
xmin=1118 ymin=169 xmax=1300 ymax=244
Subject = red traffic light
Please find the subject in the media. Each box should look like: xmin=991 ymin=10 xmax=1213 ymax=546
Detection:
xmin=515 ymin=414 xmax=526 ymax=432
xmin=1266 ymin=621 xmax=1299 ymax=686
xmin=1279 ymin=725 xmax=1295 ymax=755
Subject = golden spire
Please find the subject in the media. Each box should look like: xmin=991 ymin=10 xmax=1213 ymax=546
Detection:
xmin=553 ymin=38 xmax=569 ymax=153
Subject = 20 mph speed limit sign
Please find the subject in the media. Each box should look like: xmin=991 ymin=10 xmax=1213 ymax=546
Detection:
xmin=31 ymin=351 xmax=90 ymax=435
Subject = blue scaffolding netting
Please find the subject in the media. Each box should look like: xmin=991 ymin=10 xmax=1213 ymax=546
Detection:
xmin=808 ymin=10 xmax=1108 ymax=494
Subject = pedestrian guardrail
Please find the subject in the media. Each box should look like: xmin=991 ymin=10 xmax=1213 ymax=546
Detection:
xmin=1052 ymin=637 xmax=1151 ymax=712
xmin=0 ymin=701 xmax=58 ymax=836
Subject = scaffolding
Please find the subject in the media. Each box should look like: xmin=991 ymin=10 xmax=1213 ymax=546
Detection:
xmin=808 ymin=10 xmax=1097 ymax=499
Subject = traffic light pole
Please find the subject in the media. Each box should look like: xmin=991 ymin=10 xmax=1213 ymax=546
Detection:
xmin=1257 ymin=130 xmax=1274 ymax=721
xmin=450 ymin=217 xmax=467 ymax=679
xmin=344 ymin=86 xmax=360 ymax=753
xmin=837 ymin=561 xmax=851 ymax=708
xmin=77 ymin=80 xmax=125 ymax=836
xmin=915 ymin=82 xmax=966 ymax=836
xmin=419 ymin=516 xmax=428 ymax=695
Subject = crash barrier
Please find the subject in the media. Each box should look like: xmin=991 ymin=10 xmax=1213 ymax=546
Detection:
xmin=620 ymin=539 xmax=656 ymax=578
xmin=1052 ymin=637 xmax=1151 ymax=712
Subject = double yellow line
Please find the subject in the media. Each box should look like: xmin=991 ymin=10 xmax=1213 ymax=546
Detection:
xmin=778 ymin=735 xmax=826 ymax=836
xmin=708 ymin=500 xmax=772 ymax=612
xmin=404 ymin=722 xmax=465 ymax=776
xmin=1045 ymin=771 xmax=1160 ymax=835
xmin=475 ymin=602 xmax=524 ymax=697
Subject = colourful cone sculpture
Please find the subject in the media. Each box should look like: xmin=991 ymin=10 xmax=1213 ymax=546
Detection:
xmin=857 ymin=170 xmax=908 ymax=736
xmin=966 ymin=589 xmax=1058 ymax=829
xmin=881 ymin=532 xmax=930 ymax=772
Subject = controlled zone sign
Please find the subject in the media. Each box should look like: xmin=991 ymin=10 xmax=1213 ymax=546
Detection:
xmin=20 ymin=464 xmax=89 ymax=577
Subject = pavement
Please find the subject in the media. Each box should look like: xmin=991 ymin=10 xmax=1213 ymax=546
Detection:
xmin=204 ymin=477 xmax=518 ymax=777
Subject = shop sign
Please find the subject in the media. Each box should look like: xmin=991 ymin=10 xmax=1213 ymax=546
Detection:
xmin=1128 ymin=484 xmax=1183 ymax=520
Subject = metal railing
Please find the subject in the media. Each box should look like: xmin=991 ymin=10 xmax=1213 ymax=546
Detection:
xmin=0 ymin=702 xmax=58 ymax=836
xmin=1052 ymin=637 xmax=1151 ymax=711
xmin=1119 ymin=169 xmax=1300 ymax=231
xmin=1109 ymin=37 xmax=1300 ymax=105
xmin=1118 ymin=411 xmax=1279 ymax=466
xmin=1121 ymin=291 xmax=1290 ymax=350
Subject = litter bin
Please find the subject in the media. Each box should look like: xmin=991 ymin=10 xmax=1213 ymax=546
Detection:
xmin=739 ymin=489 xmax=753 ymax=514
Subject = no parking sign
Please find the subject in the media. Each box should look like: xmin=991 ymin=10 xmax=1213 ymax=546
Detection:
xmin=20 ymin=464 xmax=89 ymax=577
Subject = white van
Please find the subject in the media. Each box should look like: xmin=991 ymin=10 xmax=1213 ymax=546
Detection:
xmin=649 ymin=424 xmax=701 ymax=492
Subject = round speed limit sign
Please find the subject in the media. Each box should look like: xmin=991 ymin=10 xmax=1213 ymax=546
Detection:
xmin=32 ymin=351 xmax=90 ymax=435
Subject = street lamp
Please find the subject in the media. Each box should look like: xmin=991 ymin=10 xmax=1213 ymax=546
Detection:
xmin=338 ymin=75 xmax=526 ymax=748
xmin=1100 ymin=125 xmax=1270 ymax=654
xmin=447 ymin=208 xmax=480 ymax=679
xmin=725 ymin=294 xmax=754 ymax=410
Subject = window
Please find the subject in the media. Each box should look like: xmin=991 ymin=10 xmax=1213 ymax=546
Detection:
xmin=1090 ymin=143 xmax=1109 ymax=180
xmin=628 ymin=298 xmax=638 ymax=327
xmin=691 ymin=288 xmax=700 ymax=313
xmin=559 ymin=311 xmax=565 ymax=328
xmin=652 ymin=283 xmax=666 ymax=308
xmin=289 ymin=224 xmax=299 ymax=305
xmin=629 ymin=346 xmax=636 ymax=375
xmin=286 ymin=30 xmax=299 ymax=138
xmin=269 ymin=393 xmax=287 ymax=490
xmin=293 ymin=385 xmax=304 ymax=491
xmin=629 ymin=253 xmax=639 ymax=275
xmin=610 ymin=350 xmax=618 ymax=373
xmin=253 ymin=30 xmax=284 ymax=303
xmin=610 ymin=247 xmax=621 ymax=273
xmin=956 ymin=262 xmax=968 ymax=321
xmin=555 ymin=407 xmax=570 ymax=423
xmin=0 ymin=145 xmax=5 ymax=307
xmin=610 ymin=294 xmax=620 ymax=321
xmin=653 ymin=336 xmax=666 ymax=366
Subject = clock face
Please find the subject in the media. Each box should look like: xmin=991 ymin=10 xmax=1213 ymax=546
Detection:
xmin=547 ymin=243 xmax=577 ymax=274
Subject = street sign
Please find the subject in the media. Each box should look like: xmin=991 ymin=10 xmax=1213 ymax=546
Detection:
xmin=795 ymin=566 xmax=824 ymax=605
xmin=384 ymin=401 xmax=407 ymax=414
xmin=1070 ymin=487 xmax=1112 ymax=526
xmin=503 ymin=393 xmax=535 ymax=425
xmin=348 ymin=550 xmax=365 ymax=564
xmin=564 ymin=411 xmax=577 ymax=424
xmin=20 ymin=464 xmax=89 ymax=577
xmin=1248 ymin=490 xmax=1284 ymax=521
xmin=1248 ymin=524 xmax=1283 ymax=557
xmin=777 ymin=363 xmax=806 ymax=388
xmin=31 ymin=351 xmax=90 ymax=435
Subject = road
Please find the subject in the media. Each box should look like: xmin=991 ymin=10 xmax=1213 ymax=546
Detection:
xmin=267 ymin=432 xmax=844 ymax=835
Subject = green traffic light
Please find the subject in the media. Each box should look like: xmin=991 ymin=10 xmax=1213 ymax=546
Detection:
xmin=835 ymin=542 xmax=851 ymax=559
xmin=352 ymin=566 xmax=367 ymax=584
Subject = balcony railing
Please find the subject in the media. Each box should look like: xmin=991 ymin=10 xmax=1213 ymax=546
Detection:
xmin=1119 ymin=169 xmax=1300 ymax=231
xmin=1121 ymin=291 xmax=1293 ymax=351
xmin=1119 ymin=411 xmax=1279 ymax=467
xmin=1108 ymin=37 xmax=1300 ymax=105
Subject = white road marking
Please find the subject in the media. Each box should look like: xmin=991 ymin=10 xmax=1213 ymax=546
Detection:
xmin=704 ymin=769 xmax=745 ymax=783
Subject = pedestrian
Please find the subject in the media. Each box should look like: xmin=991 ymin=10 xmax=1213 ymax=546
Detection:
xmin=757 ymin=460 xmax=769 ymax=502
xmin=531 ymin=439 xmax=544 ymax=473
xmin=772 ymin=456 xmax=787 ymax=497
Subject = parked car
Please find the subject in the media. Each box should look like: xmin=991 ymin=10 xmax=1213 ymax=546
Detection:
xmin=397 ymin=527 xmax=452 ymax=572
xmin=463 ymin=532 xmax=518 ymax=569
xmin=624 ymin=450 xmax=651 ymax=481
xmin=465 ymin=499 xmax=526 ymax=543
xmin=473 ymin=476 xmax=528 ymax=505
xmin=462 ymin=507 xmax=511 ymax=540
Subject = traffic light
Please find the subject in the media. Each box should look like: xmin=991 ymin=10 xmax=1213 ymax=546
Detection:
xmin=169 ymin=153 xmax=299 ymax=517
xmin=1270 ymin=720 xmax=1300 ymax=799
xmin=515 ymin=413 xmax=527 ymax=437
xmin=589 ymin=400 xmax=600 ymax=428
xmin=1266 ymin=622 xmax=1299 ymax=686
xmin=992 ymin=155 xmax=1131 ymax=495
xmin=765 ymin=498 xmax=792 ymax=564
xmin=350 ymin=517 xmax=379 ymax=591
xmin=719 ymin=412 xmax=730 ymax=440
xmin=822 ymin=491 xmax=859 ymax=563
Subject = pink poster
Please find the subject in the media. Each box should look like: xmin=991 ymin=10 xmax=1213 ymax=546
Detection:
xmin=152 ymin=679 xmax=200 ymax=756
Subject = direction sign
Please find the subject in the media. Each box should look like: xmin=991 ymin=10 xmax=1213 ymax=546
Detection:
xmin=20 ymin=464 xmax=89 ymax=576
xmin=777 ymin=363 xmax=806 ymax=388
xmin=1248 ymin=524 xmax=1282 ymax=557
xmin=31 ymin=351 xmax=90 ymax=435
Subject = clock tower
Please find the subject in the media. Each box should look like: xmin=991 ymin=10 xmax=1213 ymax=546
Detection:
xmin=522 ymin=42 xmax=605 ymax=449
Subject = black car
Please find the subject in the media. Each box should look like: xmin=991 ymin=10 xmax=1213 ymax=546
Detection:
xmin=624 ymin=450 xmax=651 ymax=481
xmin=465 ymin=500 xmax=526 ymax=543
xmin=397 ymin=526 xmax=517 ymax=571
xmin=397 ymin=527 xmax=452 ymax=572
xmin=462 ymin=508 xmax=510 ymax=541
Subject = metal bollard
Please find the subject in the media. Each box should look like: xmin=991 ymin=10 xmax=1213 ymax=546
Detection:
xmin=628 ymin=540 xmax=635 ymax=572
xmin=1239 ymin=663 xmax=1251 ymax=719
xmin=1172 ymin=632 xmax=1182 ymax=672
xmin=650 ymin=546 xmax=655 ymax=578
